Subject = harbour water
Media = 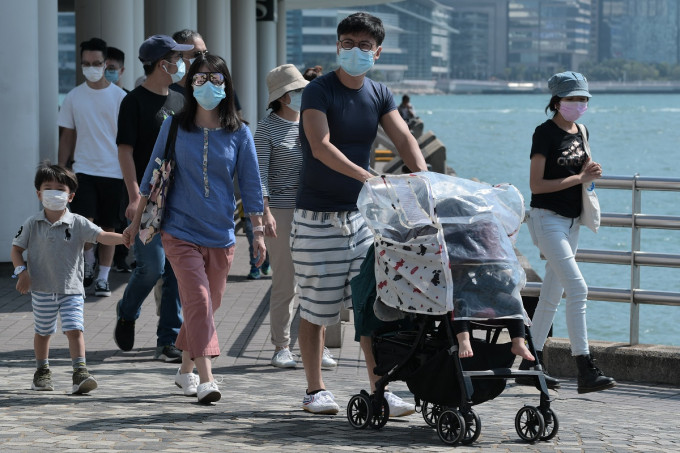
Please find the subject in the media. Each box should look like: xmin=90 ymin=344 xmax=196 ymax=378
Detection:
xmin=409 ymin=92 xmax=680 ymax=346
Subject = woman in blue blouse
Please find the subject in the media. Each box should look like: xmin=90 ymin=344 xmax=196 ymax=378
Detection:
xmin=125 ymin=54 xmax=265 ymax=404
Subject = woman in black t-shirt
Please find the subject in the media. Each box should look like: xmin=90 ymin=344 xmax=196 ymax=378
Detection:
xmin=518 ymin=71 xmax=616 ymax=394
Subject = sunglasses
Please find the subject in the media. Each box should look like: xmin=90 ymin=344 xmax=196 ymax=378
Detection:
xmin=192 ymin=72 xmax=225 ymax=86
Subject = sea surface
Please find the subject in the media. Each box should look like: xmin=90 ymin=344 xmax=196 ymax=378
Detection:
xmin=410 ymin=93 xmax=680 ymax=346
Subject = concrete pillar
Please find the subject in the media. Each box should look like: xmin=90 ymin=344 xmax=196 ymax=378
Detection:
xmin=231 ymin=0 xmax=258 ymax=128
xmin=132 ymin=0 xmax=145 ymax=84
xmin=256 ymin=19 xmax=277 ymax=121
xmin=0 ymin=0 xmax=44 ymax=261
xmin=198 ymin=0 xmax=232 ymax=68
xmin=277 ymin=0 xmax=287 ymax=66
xmin=74 ymin=0 xmax=101 ymax=85
xmin=144 ymin=0 xmax=197 ymax=37
xmin=38 ymin=0 xmax=59 ymax=164
xmin=100 ymin=0 xmax=137 ymax=91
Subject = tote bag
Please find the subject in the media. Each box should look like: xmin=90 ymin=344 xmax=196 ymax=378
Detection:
xmin=139 ymin=117 xmax=179 ymax=244
xmin=577 ymin=123 xmax=601 ymax=233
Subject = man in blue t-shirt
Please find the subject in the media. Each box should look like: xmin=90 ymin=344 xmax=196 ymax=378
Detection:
xmin=293 ymin=12 xmax=428 ymax=416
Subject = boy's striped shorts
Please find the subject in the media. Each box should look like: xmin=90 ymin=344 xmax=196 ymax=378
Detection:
xmin=31 ymin=292 xmax=85 ymax=335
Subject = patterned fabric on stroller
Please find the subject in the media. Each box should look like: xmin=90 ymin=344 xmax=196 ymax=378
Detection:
xmin=347 ymin=173 xmax=558 ymax=446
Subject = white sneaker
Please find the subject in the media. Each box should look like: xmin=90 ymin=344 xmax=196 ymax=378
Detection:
xmin=197 ymin=381 xmax=221 ymax=404
xmin=384 ymin=391 xmax=415 ymax=417
xmin=174 ymin=368 xmax=199 ymax=396
xmin=321 ymin=347 xmax=337 ymax=369
xmin=302 ymin=390 xmax=340 ymax=414
xmin=271 ymin=348 xmax=296 ymax=368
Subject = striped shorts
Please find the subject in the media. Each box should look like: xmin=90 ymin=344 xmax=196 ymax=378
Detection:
xmin=290 ymin=209 xmax=373 ymax=326
xmin=32 ymin=292 xmax=85 ymax=335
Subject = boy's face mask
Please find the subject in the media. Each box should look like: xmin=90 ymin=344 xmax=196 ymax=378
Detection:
xmin=41 ymin=190 xmax=70 ymax=211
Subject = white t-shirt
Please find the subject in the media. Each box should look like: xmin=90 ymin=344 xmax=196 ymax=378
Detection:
xmin=58 ymin=82 xmax=127 ymax=178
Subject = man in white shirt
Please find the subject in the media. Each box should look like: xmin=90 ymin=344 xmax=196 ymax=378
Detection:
xmin=58 ymin=37 xmax=127 ymax=297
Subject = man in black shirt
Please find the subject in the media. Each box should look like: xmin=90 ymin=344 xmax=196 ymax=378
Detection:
xmin=114 ymin=35 xmax=193 ymax=363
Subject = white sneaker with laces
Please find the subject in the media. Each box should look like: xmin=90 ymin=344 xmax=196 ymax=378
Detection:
xmin=321 ymin=347 xmax=337 ymax=369
xmin=271 ymin=348 xmax=296 ymax=368
xmin=302 ymin=390 xmax=340 ymax=414
xmin=197 ymin=381 xmax=221 ymax=404
xmin=174 ymin=368 xmax=199 ymax=396
xmin=384 ymin=391 xmax=415 ymax=417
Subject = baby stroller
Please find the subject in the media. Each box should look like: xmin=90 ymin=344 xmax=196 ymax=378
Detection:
xmin=347 ymin=172 xmax=558 ymax=445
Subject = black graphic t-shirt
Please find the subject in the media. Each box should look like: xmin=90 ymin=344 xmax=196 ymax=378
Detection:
xmin=117 ymin=85 xmax=184 ymax=183
xmin=530 ymin=120 xmax=588 ymax=218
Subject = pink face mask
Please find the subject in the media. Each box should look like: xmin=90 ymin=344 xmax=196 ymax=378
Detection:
xmin=558 ymin=101 xmax=588 ymax=122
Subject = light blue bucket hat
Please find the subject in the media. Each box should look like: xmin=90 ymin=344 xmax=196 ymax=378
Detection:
xmin=548 ymin=71 xmax=591 ymax=98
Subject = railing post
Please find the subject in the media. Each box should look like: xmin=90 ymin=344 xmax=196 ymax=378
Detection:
xmin=630 ymin=174 xmax=641 ymax=345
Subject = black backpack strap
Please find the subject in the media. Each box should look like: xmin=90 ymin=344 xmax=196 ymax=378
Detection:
xmin=163 ymin=116 xmax=179 ymax=161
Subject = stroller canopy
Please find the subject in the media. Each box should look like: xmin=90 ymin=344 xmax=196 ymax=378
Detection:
xmin=357 ymin=172 xmax=527 ymax=319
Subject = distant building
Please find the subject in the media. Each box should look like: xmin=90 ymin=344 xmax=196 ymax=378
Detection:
xmin=285 ymin=1 xmax=458 ymax=82
xmin=446 ymin=0 xmax=509 ymax=80
xmin=598 ymin=0 xmax=680 ymax=64
xmin=58 ymin=11 xmax=76 ymax=97
xmin=507 ymin=0 xmax=593 ymax=79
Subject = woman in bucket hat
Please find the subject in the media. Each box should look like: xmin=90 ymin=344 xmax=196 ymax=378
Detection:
xmin=516 ymin=71 xmax=617 ymax=394
xmin=254 ymin=64 xmax=317 ymax=369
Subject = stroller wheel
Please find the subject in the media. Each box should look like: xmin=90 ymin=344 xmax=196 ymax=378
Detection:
xmin=368 ymin=394 xmax=390 ymax=430
xmin=460 ymin=408 xmax=482 ymax=445
xmin=436 ymin=409 xmax=465 ymax=445
xmin=347 ymin=393 xmax=372 ymax=429
xmin=539 ymin=407 xmax=559 ymax=441
xmin=515 ymin=405 xmax=545 ymax=443
xmin=421 ymin=401 xmax=444 ymax=428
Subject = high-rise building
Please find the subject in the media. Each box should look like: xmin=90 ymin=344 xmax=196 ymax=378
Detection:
xmin=285 ymin=1 xmax=457 ymax=82
xmin=598 ymin=0 xmax=680 ymax=64
xmin=446 ymin=0 xmax=509 ymax=79
xmin=507 ymin=0 xmax=593 ymax=79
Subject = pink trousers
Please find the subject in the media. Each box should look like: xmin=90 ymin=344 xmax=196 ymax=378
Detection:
xmin=161 ymin=233 xmax=234 ymax=359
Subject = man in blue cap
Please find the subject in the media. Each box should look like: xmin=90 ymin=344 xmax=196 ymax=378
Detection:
xmin=114 ymin=35 xmax=193 ymax=364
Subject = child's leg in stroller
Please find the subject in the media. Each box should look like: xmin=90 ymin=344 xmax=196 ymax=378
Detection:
xmin=507 ymin=320 xmax=535 ymax=361
xmin=452 ymin=320 xmax=473 ymax=358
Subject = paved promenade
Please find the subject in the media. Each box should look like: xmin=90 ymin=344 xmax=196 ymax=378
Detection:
xmin=1 ymin=233 xmax=679 ymax=452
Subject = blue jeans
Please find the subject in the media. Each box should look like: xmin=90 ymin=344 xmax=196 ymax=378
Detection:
xmin=527 ymin=208 xmax=589 ymax=356
xmin=117 ymin=232 xmax=182 ymax=347
xmin=244 ymin=217 xmax=269 ymax=269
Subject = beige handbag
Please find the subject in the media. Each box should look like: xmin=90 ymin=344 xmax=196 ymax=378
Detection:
xmin=576 ymin=123 xmax=601 ymax=233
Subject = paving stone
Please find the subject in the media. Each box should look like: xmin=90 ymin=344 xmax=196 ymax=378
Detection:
xmin=0 ymin=234 xmax=679 ymax=452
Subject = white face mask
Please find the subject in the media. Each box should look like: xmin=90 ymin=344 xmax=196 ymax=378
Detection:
xmin=41 ymin=190 xmax=70 ymax=211
xmin=286 ymin=90 xmax=303 ymax=112
xmin=82 ymin=66 xmax=104 ymax=83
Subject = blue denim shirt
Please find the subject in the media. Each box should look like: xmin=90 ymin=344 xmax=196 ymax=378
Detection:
xmin=141 ymin=117 xmax=263 ymax=248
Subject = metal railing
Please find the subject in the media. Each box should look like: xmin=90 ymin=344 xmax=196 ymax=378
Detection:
xmin=520 ymin=175 xmax=680 ymax=345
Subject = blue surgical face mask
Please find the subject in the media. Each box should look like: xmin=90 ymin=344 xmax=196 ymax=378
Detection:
xmin=193 ymin=82 xmax=226 ymax=110
xmin=105 ymin=69 xmax=120 ymax=84
xmin=337 ymin=47 xmax=375 ymax=77
xmin=164 ymin=58 xmax=186 ymax=84
xmin=286 ymin=90 xmax=302 ymax=112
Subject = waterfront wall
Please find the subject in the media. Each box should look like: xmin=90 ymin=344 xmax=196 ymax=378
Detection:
xmin=389 ymin=79 xmax=680 ymax=95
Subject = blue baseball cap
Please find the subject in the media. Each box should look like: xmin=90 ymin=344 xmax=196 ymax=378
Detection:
xmin=548 ymin=71 xmax=591 ymax=98
xmin=138 ymin=35 xmax=194 ymax=65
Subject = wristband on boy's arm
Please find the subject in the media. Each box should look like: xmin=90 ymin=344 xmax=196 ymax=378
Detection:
xmin=12 ymin=265 xmax=26 ymax=279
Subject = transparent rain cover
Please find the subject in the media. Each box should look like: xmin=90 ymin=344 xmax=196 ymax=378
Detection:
xmin=358 ymin=172 xmax=527 ymax=320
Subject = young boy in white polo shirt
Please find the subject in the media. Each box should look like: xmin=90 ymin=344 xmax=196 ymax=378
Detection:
xmin=11 ymin=162 xmax=125 ymax=394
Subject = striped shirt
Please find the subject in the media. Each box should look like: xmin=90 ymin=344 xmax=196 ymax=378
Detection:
xmin=254 ymin=113 xmax=303 ymax=209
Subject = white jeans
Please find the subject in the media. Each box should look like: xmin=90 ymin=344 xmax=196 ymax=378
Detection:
xmin=527 ymin=208 xmax=589 ymax=356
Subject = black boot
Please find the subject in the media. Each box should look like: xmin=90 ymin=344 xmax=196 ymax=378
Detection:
xmin=575 ymin=354 xmax=616 ymax=394
xmin=515 ymin=350 xmax=561 ymax=390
